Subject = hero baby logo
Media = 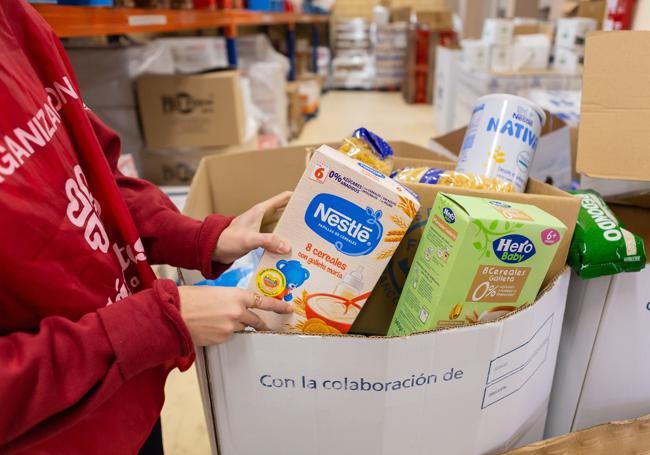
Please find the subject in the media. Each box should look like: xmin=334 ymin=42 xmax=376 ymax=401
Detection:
xmin=493 ymin=234 xmax=536 ymax=263
xmin=442 ymin=207 xmax=455 ymax=224
xmin=305 ymin=193 xmax=383 ymax=256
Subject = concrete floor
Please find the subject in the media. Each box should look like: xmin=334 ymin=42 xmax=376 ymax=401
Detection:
xmin=160 ymin=91 xmax=436 ymax=454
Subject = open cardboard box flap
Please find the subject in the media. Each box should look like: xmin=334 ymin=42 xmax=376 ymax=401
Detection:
xmin=578 ymin=32 xmax=650 ymax=183
xmin=505 ymin=413 xmax=650 ymax=454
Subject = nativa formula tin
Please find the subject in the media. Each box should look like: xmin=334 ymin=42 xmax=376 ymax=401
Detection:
xmin=456 ymin=94 xmax=546 ymax=193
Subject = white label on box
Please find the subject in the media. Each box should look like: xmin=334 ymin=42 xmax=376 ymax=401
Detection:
xmin=128 ymin=15 xmax=168 ymax=27
xmin=483 ymin=315 xmax=553 ymax=408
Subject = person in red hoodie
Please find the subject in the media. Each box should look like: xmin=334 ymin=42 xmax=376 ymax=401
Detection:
xmin=0 ymin=1 xmax=295 ymax=453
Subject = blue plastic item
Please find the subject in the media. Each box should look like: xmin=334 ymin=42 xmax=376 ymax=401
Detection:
xmin=352 ymin=127 xmax=394 ymax=160
xmin=195 ymin=248 xmax=263 ymax=289
xmin=248 ymin=0 xmax=283 ymax=11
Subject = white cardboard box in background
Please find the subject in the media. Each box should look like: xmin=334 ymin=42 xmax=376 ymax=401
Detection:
xmin=433 ymin=46 xmax=463 ymax=134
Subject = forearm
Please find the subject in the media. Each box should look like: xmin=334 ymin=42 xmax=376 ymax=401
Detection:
xmin=0 ymin=280 xmax=191 ymax=450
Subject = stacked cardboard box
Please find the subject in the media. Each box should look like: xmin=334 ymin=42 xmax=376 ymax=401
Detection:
xmin=547 ymin=31 xmax=650 ymax=438
xmin=331 ymin=18 xmax=375 ymax=89
xmin=372 ymin=22 xmax=408 ymax=89
xmin=552 ymin=17 xmax=597 ymax=73
xmin=136 ymin=70 xmax=255 ymax=185
xmin=461 ymin=19 xmax=553 ymax=74
xmin=434 ymin=44 xmax=581 ymax=134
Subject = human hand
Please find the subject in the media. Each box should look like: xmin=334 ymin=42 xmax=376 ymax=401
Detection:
xmin=213 ymin=191 xmax=292 ymax=264
xmin=177 ymin=286 xmax=292 ymax=346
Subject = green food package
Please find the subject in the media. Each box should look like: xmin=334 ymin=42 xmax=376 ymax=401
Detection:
xmin=568 ymin=190 xmax=646 ymax=279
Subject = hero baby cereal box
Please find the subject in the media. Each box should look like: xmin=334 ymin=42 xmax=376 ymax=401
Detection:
xmin=388 ymin=193 xmax=566 ymax=336
xmin=250 ymin=145 xmax=420 ymax=334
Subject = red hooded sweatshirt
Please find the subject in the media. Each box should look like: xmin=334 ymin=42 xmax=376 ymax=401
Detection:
xmin=0 ymin=1 xmax=233 ymax=453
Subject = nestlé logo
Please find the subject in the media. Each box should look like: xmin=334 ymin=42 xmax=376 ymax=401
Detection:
xmin=305 ymin=193 xmax=383 ymax=256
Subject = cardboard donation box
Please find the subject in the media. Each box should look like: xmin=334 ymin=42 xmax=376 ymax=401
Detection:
xmin=546 ymin=32 xmax=650 ymax=438
xmin=136 ymin=70 xmax=246 ymax=149
xmin=576 ymin=32 xmax=650 ymax=206
xmin=185 ymin=141 xmax=580 ymax=455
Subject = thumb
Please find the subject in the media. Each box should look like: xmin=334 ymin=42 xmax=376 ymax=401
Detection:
xmin=250 ymin=233 xmax=291 ymax=255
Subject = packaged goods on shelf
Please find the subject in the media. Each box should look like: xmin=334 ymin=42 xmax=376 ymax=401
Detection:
xmin=482 ymin=18 xmax=515 ymax=45
xmin=297 ymin=74 xmax=322 ymax=116
xmin=237 ymin=35 xmax=289 ymax=142
xmin=316 ymin=46 xmax=331 ymax=79
xmin=490 ymin=44 xmax=514 ymax=72
xmin=434 ymin=45 xmax=582 ymax=135
xmin=372 ymin=22 xmax=407 ymax=89
xmin=512 ymin=33 xmax=550 ymax=70
xmin=461 ymin=39 xmax=490 ymax=71
xmin=389 ymin=193 xmax=566 ymax=335
xmin=331 ymin=53 xmax=375 ymax=90
xmin=522 ymin=89 xmax=580 ymax=127
xmin=332 ymin=18 xmax=374 ymax=89
xmin=66 ymin=40 xmax=174 ymax=109
xmin=552 ymin=46 xmax=581 ymax=73
xmin=154 ymin=37 xmax=228 ymax=74
xmin=554 ymin=17 xmax=597 ymax=50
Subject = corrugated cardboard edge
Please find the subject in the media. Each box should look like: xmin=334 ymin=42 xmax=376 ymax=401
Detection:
xmin=504 ymin=413 xmax=650 ymax=454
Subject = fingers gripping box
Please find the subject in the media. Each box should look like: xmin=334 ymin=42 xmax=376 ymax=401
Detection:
xmin=389 ymin=193 xmax=566 ymax=335
xmin=250 ymin=145 xmax=420 ymax=334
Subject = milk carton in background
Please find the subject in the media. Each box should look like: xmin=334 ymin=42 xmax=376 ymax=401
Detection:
xmin=389 ymin=193 xmax=566 ymax=336
xmin=555 ymin=18 xmax=597 ymax=50
xmin=490 ymin=45 xmax=514 ymax=72
xmin=461 ymin=39 xmax=491 ymax=71
xmin=482 ymin=18 xmax=515 ymax=45
xmin=250 ymin=145 xmax=420 ymax=334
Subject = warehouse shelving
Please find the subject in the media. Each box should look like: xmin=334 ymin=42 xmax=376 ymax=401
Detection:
xmin=33 ymin=4 xmax=329 ymax=78
xmin=33 ymin=4 xmax=329 ymax=37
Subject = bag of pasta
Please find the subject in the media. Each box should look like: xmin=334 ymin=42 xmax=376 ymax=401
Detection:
xmin=391 ymin=167 xmax=516 ymax=192
xmin=339 ymin=127 xmax=394 ymax=176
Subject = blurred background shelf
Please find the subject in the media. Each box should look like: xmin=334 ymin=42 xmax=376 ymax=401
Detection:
xmin=33 ymin=4 xmax=330 ymax=37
